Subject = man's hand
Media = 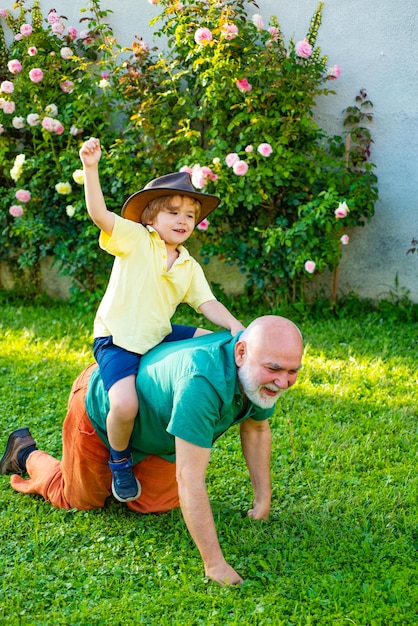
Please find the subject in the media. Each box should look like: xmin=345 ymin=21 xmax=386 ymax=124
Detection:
xmin=247 ymin=498 xmax=270 ymax=520
xmin=205 ymin=561 xmax=244 ymax=586
xmin=175 ymin=437 xmax=244 ymax=587
xmin=240 ymin=418 xmax=272 ymax=520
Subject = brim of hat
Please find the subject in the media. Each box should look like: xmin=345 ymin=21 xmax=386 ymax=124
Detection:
xmin=121 ymin=188 xmax=221 ymax=224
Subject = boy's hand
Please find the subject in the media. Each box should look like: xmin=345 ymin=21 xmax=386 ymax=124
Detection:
xmin=229 ymin=320 xmax=246 ymax=336
xmin=79 ymin=137 xmax=101 ymax=167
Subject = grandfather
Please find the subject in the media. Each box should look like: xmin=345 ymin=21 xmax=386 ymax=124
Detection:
xmin=0 ymin=315 xmax=303 ymax=585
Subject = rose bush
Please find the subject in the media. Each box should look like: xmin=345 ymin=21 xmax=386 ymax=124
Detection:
xmin=0 ymin=0 xmax=138 ymax=301
xmin=125 ymin=0 xmax=378 ymax=304
xmin=0 ymin=0 xmax=378 ymax=307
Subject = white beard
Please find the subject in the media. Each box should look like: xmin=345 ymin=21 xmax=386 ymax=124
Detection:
xmin=237 ymin=360 xmax=287 ymax=409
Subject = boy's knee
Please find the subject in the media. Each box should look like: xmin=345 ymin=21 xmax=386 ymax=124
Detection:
xmin=109 ymin=397 xmax=138 ymax=422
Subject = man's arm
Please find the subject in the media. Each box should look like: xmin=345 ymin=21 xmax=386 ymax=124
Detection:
xmin=239 ymin=418 xmax=272 ymax=520
xmin=175 ymin=436 xmax=243 ymax=585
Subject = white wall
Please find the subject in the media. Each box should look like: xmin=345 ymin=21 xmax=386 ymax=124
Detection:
xmin=38 ymin=0 xmax=418 ymax=301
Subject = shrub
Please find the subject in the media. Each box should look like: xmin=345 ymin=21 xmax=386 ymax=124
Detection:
xmin=126 ymin=0 xmax=378 ymax=304
xmin=0 ymin=1 xmax=127 ymax=300
xmin=0 ymin=0 xmax=378 ymax=307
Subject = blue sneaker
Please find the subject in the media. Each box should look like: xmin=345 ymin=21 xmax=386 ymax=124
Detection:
xmin=109 ymin=457 xmax=141 ymax=503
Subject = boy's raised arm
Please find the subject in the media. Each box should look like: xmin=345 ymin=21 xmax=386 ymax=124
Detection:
xmin=79 ymin=137 xmax=115 ymax=236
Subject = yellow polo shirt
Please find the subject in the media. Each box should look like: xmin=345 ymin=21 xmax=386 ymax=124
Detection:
xmin=93 ymin=214 xmax=215 ymax=354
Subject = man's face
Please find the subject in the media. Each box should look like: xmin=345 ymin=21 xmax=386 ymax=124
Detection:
xmin=236 ymin=337 xmax=302 ymax=409
xmin=237 ymin=358 xmax=286 ymax=408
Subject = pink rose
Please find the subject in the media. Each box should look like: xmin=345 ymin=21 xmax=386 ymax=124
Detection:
xmin=200 ymin=165 xmax=217 ymax=181
xmin=47 ymin=10 xmax=60 ymax=24
xmin=304 ymin=260 xmax=316 ymax=274
xmin=29 ymin=68 xmax=43 ymax=83
xmin=28 ymin=46 xmax=37 ymax=56
xmin=134 ymin=40 xmax=149 ymax=55
xmin=0 ymin=9 xmax=8 ymax=18
xmin=60 ymin=80 xmax=74 ymax=93
xmin=8 ymin=59 xmax=22 ymax=74
xmin=252 ymin=14 xmax=264 ymax=29
xmin=221 ymin=23 xmax=238 ymax=41
xmin=42 ymin=116 xmax=55 ymax=132
xmin=257 ymin=143 xmax=273 ymax=157
xmin=42 ymin=117 xmax=64 ymax=134
xmin=268 ymin=27 xmax=279 ymax=42
xmin=1 ymin=80 xmax=14 ymax=93
xmin=12 ymin=116 xmax=25 ymax=129
xmin=70 ymin=125 xmax=83 ymax=136
xmin=191 ymin=168 xmax=205 ymax=189
xmin=45 ymin=103 xmax=58 ymax=117
xmin=194 ymin=167 xmax=213 ymax=188
xmin=9 ymin=205 xmax=24 ymax=217
xmin=179 ymin=165 xmax=193 ymax=175
xmin=340 ymin=234 xmax=350 ymax=245
xmin=14 ymin=33 xmax=22 ymax=41
xmin=20 ymin=23 xmax=32 ymax=36
xmin=27 ymin=113 xmax=40 ymax=126
xmin=295 ymin=40 xmax=313 ymax=59
xmin=335 ymin=201 xmax=349 ymax=218
xmin=327 ymin=65 xmax=341 ymax=80
xmin=197 ymin=218 xmax=209 ymax=231
xmin=148 ymin=0 xmax=160 ymax=4
xmin=51 ymin=22 xmax=65 ymax=35
xmin=2 ymin=100 xmax=15 ymax=114
xmin=225 ymin=152 xmax=240 ymax=167
xmin=67 ymin=27 xmax=78 ymax=40
xmin=60 ymin=47 xmax=73 ymax=60
xmin=53 ymin=121 xmax=64 ymax=135
xmin=16 ymin=189 xmax=31 ymax=203
xmin=194 ymin=27 xmax=212 ymax=45
xmin=236 ymin=78 xmax=252 ymax=93
xmin=233 ymin=160 xmax=248 ymax=176
xmin=245 ymin=145 xmax=253 ymax=153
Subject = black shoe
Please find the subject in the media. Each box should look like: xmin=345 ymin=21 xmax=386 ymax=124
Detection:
xmin=109 ymin=457 xmax=141 ymax=503
xmin=0 ymin=427 xmax=37 ymax=475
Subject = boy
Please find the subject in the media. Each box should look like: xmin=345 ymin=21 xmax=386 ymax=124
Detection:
xmin=79 ymin=138 xmax=244 ymax=503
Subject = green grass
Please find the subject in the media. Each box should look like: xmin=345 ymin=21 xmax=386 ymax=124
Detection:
xmin=0 ymin=294 xmax=417 ymax=625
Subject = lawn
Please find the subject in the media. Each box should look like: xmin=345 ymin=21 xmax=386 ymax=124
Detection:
xmin=0 ymin=294 xmax=416 ymax=625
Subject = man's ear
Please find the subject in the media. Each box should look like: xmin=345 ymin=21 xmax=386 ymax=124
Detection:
xmin=234 ymin=340 xmax=246 ymax=366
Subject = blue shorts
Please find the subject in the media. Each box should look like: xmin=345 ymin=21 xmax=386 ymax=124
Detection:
xmin=93 ymin=324 xmax=197 ymax=391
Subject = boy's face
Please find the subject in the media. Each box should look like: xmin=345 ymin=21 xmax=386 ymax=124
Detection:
xmin=148 ymin=195 xmax=197 ymax=247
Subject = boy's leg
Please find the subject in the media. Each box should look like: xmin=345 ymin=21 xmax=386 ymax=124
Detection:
xmin=107 ymin=376 xmax=141 ymax=502
xmin=94 ymin=337 xmax=141 ymax=503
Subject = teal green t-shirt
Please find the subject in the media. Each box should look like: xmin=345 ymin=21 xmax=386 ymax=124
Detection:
xmin=85 ymin=331 xmax=274 ymax=463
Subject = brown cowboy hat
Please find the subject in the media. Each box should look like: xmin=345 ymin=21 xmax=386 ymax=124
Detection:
xmin=121 ymin=171 xmax=221 ymax=224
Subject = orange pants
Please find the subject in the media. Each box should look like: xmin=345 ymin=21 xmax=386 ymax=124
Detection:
xmin=10 ymin=364 xmax=180 ymax=514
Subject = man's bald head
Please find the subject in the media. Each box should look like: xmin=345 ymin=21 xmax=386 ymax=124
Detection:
xmin=235 ymin=316 xmax=303 ymax=409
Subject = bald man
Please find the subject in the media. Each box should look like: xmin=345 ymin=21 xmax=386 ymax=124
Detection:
xmin=1 ymin=316 xmax=303 ymax=586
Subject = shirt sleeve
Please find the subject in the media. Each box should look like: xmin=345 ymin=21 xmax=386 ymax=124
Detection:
xmin=166 ymin=375 xmax=221 ymax=448
xmin=183 ymin=259 xmax=215 ymax=312
xmin=99 ymin=214 xmax=147 ymax=257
